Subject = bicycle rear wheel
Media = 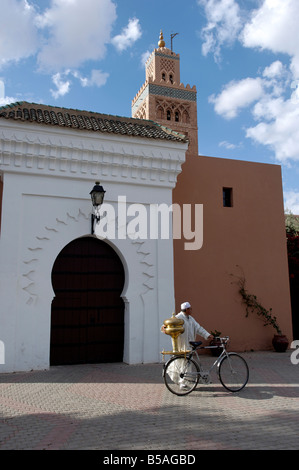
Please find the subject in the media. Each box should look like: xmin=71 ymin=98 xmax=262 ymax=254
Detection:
xmin=218 ymin=353 xmax=249 ymax=392
xmin=163 ymin=356 xmax=199 ymax=396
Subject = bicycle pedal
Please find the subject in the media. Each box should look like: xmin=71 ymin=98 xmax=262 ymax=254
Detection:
xmin=199 ymin=375 xmax=211 ymax=384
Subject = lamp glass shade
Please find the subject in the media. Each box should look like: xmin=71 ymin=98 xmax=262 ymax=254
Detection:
xmin=90 ymin=182 xmax=105 ymax=207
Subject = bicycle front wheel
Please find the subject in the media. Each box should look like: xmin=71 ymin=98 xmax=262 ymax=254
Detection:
xmin=163 ymin=356 xmax=199 ymax=396
xmin=218 ymin=353 xmax=249 ymax=392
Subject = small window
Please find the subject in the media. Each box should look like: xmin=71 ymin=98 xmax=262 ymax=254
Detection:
xmin=223 ymin=187 xmax=233 ymax=207
xmin=157 ymin=106 xmax=164 ymax=119
xmin=167 ymin=110 xmax=171 ymax=121
xmin=169 ymin=74 xmax=173 ymax=84
xmin=162 ymin=73 xmax=166 ymax=81
xmin=175 ymin=111 xmax=179 ymax=122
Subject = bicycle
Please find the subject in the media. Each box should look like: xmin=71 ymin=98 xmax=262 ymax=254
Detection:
xmin=162 ymin=336 xmax=249 ymax=396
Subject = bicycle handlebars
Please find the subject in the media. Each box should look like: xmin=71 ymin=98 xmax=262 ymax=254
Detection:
xmin=213 ymin=336 xmax=229 ymax=345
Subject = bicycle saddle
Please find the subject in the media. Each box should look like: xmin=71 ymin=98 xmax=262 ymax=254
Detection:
xmin=189 ymin=341 xmax=202 ymax=349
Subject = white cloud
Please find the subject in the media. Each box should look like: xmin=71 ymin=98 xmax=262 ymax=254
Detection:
xmin=219 ymin=140 xmax=239 ymax=150
xmin=0 ymin=96 xmax=19 ymax=106
xmin=284 ymin=191 xmax=299 ymax=215
xmin=50 ymin=69 xmax=109 ymax=99
xmin=263 ymin=60 xmax=284 ymax=79
xmin=199 ymin=0 xmax=299 ymax=164
xmin=0 ymin=81 xmax=4 ymax=100
xmin=209 ymin=77 xmax=264 ymax=119
xmin=210 ymin=64 xmax=299 ymax=162
xmin=50 ymin=72 xmax=71 ymax=99
xmin=291 ymin=80 xmax=299 ymax=104
xmin=111 ymin=18 xmax=142 ymax=52
xmin=245 ymin=62 xmax=299 ymax=163
xmin=198 ymin=0 xmax=243 ymax=61
xmin=0 ymin=79 xmax=21 ymax=105
xmin=0 ymin=0 xmax=38 ymax=69
xmin=241 ymin=0 xmax=299 ymax=79
xmin=0 ymin=0 xmax=143 ymax=100
xmin=199 ymin=0 xmax=299 ymax=79
xmin=261 ymin=60 xmax=291 ymax=97
xmin=36 ymin=0 xmax=117 ymax=72
xmin=73 ymin=70 xmax=109 ymax=88
xmin=140 ymin=50 xmax=152 ymax=67
xmin=246 ymin=95 xmax=299 ymax=163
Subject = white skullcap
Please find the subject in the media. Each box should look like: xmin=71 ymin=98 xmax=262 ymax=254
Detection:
xmin=181 ymin=302 xmax=191 ymax=310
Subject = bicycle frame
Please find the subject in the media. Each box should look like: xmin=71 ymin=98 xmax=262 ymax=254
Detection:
xmin=164 ymin=336 xmax=230 ymax=380
xmin=163 ymin=336 xmax=249 ymax=395
xmin=191 ymin=343 xmax=228 ymax=378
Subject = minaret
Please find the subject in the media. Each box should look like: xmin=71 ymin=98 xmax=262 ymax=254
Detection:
xmin=132 ymin=30 xmax=198 ymax=156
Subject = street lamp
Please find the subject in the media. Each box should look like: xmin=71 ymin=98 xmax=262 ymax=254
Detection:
xmin=90 ymin=181 xmax=106 ymax=234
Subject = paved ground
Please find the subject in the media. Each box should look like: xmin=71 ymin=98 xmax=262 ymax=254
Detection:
xmin=0 ymin=351 xmax=298 ymax=451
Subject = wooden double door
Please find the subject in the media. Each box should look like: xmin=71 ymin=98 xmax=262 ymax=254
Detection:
xmin=50 ymin=237 xmax=125 ymax=365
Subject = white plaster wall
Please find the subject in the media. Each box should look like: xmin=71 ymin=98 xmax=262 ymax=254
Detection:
xmin=0 ymin=121 xmax=187 ymax=372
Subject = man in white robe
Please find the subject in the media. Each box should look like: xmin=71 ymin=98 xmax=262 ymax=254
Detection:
xmin=161 ymin=301 xmax=212 ymax=347
xmin=175 ymin=302 xmax=212 ymax=350
xmin=162 ymin=302 xmax=212 ymax=389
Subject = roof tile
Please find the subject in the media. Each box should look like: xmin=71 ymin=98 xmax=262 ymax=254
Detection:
xmin=0 ymin=101 xmax=188 ymax=144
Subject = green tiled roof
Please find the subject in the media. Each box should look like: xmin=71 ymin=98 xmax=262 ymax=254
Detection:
xmin=0 ymin=101 xmax=187 ymax=143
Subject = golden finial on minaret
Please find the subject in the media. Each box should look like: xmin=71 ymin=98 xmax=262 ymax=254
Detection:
xmin=158 ymin=30 xmax=165 ymax=48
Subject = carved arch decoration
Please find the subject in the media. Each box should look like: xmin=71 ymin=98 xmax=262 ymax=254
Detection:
xmin=21 ymin=208 xmax=155 ymax=308
xmin=155 ymin=98 xmax=190 ymax=124
xmin=133 ymin=102 xmax=147 ymax=120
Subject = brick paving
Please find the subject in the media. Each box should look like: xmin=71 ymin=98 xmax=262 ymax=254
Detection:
xmin=0 ymin=351 xmax=298 ymax=450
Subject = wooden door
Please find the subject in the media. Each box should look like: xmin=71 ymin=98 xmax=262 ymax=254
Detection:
xmin=50 ymin=237 xmax=125 ymax=365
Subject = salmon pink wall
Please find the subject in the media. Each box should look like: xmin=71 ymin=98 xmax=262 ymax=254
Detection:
xmin=173 ymin=155 xmax=293 ymax=352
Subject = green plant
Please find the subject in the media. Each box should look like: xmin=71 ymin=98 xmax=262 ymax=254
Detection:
xmin=233 ymin=271 xmax=282 ymax=335
xmin=210 ymin=330 xmax=222 ymax=338
xmin=285 ymin=210 xmax=299 ymax=235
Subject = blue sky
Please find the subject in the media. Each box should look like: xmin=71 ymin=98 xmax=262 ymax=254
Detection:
xmin=1 ymin=0 xmax=299 ymax=213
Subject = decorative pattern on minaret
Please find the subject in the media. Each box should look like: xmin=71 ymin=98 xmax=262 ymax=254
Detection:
xmin=132 ymin=30 xmax=198 ymax=156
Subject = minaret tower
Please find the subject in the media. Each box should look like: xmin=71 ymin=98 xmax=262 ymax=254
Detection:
xmin=132 ymin=31 xmax=198 ymax=156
